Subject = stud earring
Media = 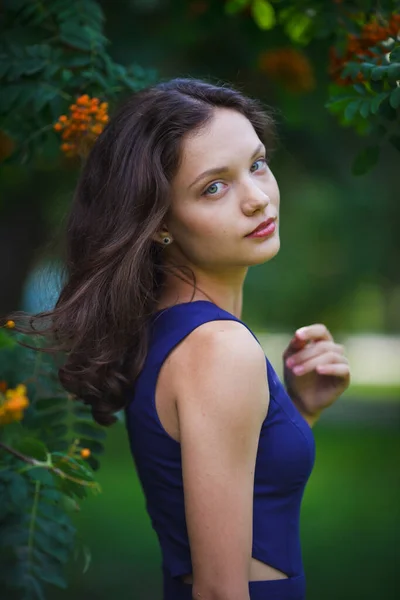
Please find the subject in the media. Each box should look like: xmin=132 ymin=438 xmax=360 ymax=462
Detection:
xmin=162 ymin=236 xmax=172 ymax=245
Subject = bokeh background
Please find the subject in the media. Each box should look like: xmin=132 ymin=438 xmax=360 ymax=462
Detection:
xmin=1 ymin=1 xmax=399 ymax=599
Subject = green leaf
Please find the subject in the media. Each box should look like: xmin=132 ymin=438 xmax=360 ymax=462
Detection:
xmin=389 ymin=86 xmax=400 ymax=109
xmin=370 ymin=66 xmax=388 ymax=81
xmin=26 ymin=468 xmax=55 ymax=486
xmin=389 ymin=135 xmax=400 ymax=152
xmin=82 ymin=544 xmax=92 ymax=574
xmin=39 ymin=487 xmax=63 ymax=502
xmin=59 ymin=23 xmax=92 ymax=51
xmin=370 ymin=92 xmax=388 ymax=114
xmin=76 ymin=438 xmax=105 ymax=455
xmin=353 ymin=83 xmax=366 ymax=95
xmin=378 ymin=97 xmax=397 ymax=121
xmin=344 ymin=99 xmax=361 ymax=121
xmin=369 ymin=79 xmax=384 ymax=93
xmin=14 ymin=438 xmax=48 ymax=461
xmin=352 ymin=145 xmax=380 ymax=176
xmin=32 ymin=86 xmax=58 ymax=112
xmin=35 ymin=397 xmax=68 ymax=411
xmin=360 ymin=62 xmax=375 ymax=77
xmin=60 ymin=493 xmax=81 ymax=511
xmin=0 ymin=330 xmax=17 ymax=348
xmin=81 ymin=69 xmax=109 ymax=88
xmin=29 ymin=408 xmax=68 ymax=428
xmin=25 ymin=575 xmax=46 ymax=600
xmin=62 ymin=55 xmax=93 ymax=67
xmin=359 ymin=99 xmax=371 ymax=118
xmin=387 ymin=64 xmax=400 ymax=84
xmin=61 ymin=69 xmax=73 ymax=82
xmin=33 ymin=562 xmax=67 ymax=589
xmin=35 ymin=514 xmax=73 ymax=544
xmin=4 ymin=472 xmax=29 ymax=508
xmin=73 ymin=421 xmax=107 ymax=441
xmin=33 ymin=534 xmax=71 ymax=564
xmin=389 ymin=46 xmax=400 ymax=63
xmin=0 ymin=85 xmax=23 ymax=112
xmin=224 ymin=0 xmax=250 ymax=16
xmin=284 ymin=13 xmax=313 ymax=45
xmin=342 ymin=62 xmax=361 ymax=78
xmin=52 ymin=453 xmax=95 ymax=483
xmin=251 ymin=0 xmax=276 ymax=31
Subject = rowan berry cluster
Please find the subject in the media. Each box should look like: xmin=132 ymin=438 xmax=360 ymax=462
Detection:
xmin=0 ymin=383 xmax=30 ymax=426
xmin=330 ymin=14 xmax=400 ymax=85
xmin=53 ymin=94 xmax=109 ymax=158
xmin=258 ymin=48 xmax=315 ymax=94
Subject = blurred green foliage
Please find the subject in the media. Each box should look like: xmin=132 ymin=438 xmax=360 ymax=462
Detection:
xmin=1 ymin=0 xmax=399 ymax=170
xmin=0 ymin=329 xmax=107 ymax=599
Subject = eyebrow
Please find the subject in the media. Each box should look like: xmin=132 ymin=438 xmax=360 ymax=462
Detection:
xmin=188 ymin=142 xmax=265 ymax=189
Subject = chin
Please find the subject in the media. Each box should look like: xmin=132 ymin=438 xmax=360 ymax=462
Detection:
xmin=247 ymin=236 xmax=280 ymax=266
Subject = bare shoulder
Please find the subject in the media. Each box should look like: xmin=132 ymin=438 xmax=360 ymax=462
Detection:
xmin=173 ymin=319 xmax=269 ymax=421
xmin=174 ymin=319 xmax=266 ymax=377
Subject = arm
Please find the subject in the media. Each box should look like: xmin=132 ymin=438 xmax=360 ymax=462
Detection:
xmin=288 ymin=393 xmax=322 ymax=428
xmin=175 ymin=321 xmax=269 ymax=600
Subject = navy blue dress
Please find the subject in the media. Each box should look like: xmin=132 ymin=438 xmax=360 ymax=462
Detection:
xmin=125 ymin=301 xmax=316 ymax=599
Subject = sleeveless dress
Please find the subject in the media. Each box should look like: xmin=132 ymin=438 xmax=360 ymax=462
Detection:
xmin=125 ymin=300 xmax=316 ymax=599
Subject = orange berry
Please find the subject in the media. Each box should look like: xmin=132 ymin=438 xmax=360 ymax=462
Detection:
xmin=91 ymin=97 xmax=100 ymax=105
xmin=54 ymin=123 xmax=63 ymax=131
xmin=99 ymin=102 xmax=108 ymax=110
xmin=61 ymin=143 xmax=72 ymax=151
xmin=59 ymin=115 xmax=68 ymax=122
xmin=80 ymin=448 xmax=91 ymax=459
xmin=90 ymin=124 xmax=103 ymax=135
xmin=6 ymin=397 xmax=29 ymax=411
xmin=5 ymin=320 xmax=15 ymax=328
xmin=70 ymin=104 xmax=77 ymax=111
xmin=77 ymin=94 xmax=90 ymax=105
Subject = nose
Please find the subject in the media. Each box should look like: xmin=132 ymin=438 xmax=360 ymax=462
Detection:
xmin=241 ymin=178 xmax=270 ymax=216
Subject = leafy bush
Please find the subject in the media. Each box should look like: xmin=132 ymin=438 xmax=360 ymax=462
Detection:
xmin=0 ymin=324 xmax=108 ymax=599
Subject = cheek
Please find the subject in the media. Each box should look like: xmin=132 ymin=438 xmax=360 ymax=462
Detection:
xmin=176 ymin=208 xmax=228 ymax=241
xmin=270 ymin=175 xmax=280 ymax=207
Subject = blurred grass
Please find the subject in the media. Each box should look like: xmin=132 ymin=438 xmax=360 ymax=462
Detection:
xmin=50 ymin=420 xmax=399 ymax=600
xmin=343 ymin=384 xmax=400 ymax=400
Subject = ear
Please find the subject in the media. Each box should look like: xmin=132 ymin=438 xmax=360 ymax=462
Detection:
xmin=151 ymin=229 xmax=172 ymax=245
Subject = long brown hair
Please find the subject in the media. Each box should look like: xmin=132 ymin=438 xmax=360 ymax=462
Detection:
xmin=7 ymin=78 xmax=276 ymax=426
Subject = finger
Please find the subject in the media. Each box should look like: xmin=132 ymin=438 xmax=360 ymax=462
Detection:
xmin=295 ymin=324 xmax=334 ymax=343
xmin=316 ymin=363 xmax=351 ymax=377
xmin=283 ymin=331 xmax=315 ymax=358
xmin=286 ymin=341 xmax=344 ymax=367
xmin=291 ymin=352 xmax=348 ymax=375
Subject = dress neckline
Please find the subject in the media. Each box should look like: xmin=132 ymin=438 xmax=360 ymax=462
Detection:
xmin=151 ymin=300 xmax=218 ymax=318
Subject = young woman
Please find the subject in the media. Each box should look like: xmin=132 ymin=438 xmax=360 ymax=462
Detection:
xmin=20 ymin=78 xmax=350 ymax=599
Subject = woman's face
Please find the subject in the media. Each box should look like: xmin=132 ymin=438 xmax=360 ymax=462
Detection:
xmin=164 ymin=108 xmax=280 ymax=272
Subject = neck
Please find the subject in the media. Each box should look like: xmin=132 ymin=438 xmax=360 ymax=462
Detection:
xmin=156 ymin=262 xmax=248 ymax=319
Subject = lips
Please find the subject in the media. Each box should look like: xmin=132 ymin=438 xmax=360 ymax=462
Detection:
xmin=247 ymin=217 xmax=276 ymax=236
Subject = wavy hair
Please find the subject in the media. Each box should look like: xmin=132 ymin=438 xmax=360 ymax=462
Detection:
xmin=6 ymin=78 xmax=277 ymax=426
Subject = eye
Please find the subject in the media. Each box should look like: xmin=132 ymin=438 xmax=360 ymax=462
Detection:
xmin=203 ymin=182 xmax=225 ymax=196
xmin=250 ymin=158 xmax=267 ymax=173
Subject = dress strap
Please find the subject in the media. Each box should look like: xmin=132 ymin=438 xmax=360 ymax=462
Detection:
xmin=147 ymin=300 xmax=263 ymax=368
